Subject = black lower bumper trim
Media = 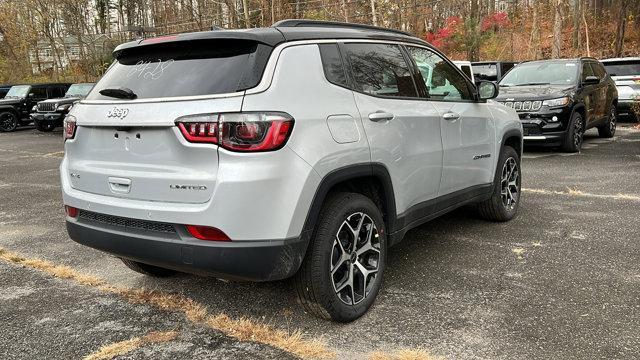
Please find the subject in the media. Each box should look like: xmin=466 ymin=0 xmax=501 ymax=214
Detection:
xmin=66 ymin=220 xmax=310 ymax=282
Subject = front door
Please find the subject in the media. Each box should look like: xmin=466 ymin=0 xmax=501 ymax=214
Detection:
xmin=405 ymin=46 xmax=496 ymax=197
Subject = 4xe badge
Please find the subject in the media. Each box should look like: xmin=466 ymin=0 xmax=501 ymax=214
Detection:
xmin=106 ymin=107 xmax=130 ymax=119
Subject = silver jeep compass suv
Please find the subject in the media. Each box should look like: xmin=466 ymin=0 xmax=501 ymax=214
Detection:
xmin=61 ymin=20 xmax=522 ymax=322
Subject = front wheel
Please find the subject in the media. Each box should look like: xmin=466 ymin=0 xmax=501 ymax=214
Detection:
xmin=295 ymin=192 xmax=386 ymax=322
xmin=597 ymin=105 xmax=616 ymax=138
xmin=562 ymin=112 xmax=585 ymax=153
xmin=477 ymin=146 xmax=521 ymax=221
xmin=0 ymin=112 xmax=18 ymax=132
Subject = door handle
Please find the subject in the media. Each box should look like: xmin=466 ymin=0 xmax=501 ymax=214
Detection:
xmin=442 ymin=112 xmax=460 ymax=121
xmin=368 ymin=111 xmax=395 ymax=122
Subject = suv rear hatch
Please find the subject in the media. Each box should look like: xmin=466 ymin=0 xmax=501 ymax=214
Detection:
xmin=66 ymin=36 xmax=278 ymax=204
xmin=603 ymin=59 xmax=640 ymax=100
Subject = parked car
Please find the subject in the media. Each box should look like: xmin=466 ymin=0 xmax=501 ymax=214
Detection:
xmin=61 ymin=20 xmax=522 ymax=322
xmin=472 ymin=61 xmax=517 ymax=85
xmin=601 ymin=57 xmax=640 ymax=120
xmin=0 ymin=84 xmax=13 ymax=99
xmin=0 ymin=83 xmax=71 ymax=132
xmin=453 ymin=60 xmax=475 ymax=83
xmin=495 ymin=58 xmax=618 ymax=152
xmin=31 ymin=83 xmax=94 ymax=132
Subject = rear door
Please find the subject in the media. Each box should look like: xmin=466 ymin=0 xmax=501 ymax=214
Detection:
xmin=581 ymin=60 xmax=600 ymax=125
xmin=65 ymin=39 xmax=270 ymax=204
xmin=341 ymin=42 xmax=443 ymax=216
xmin=406 ymin=46 xmax=495 ymax=197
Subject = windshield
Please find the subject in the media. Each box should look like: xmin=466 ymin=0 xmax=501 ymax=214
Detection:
xmin=603 ymin=61 xmax=640 ymax=77
xmin=87 ymin=39 xmax=271 ymax=100
xmin=65 ymin=83 xmax=94 ymax=97
xmin=500 ymin=61 xmax=578 ymax=86
xmin=4 ymin=85 xmax=30 ymax=98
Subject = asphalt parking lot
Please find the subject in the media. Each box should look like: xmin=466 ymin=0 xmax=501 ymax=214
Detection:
xmin=1 ymin=125 xmax=639 ymax=359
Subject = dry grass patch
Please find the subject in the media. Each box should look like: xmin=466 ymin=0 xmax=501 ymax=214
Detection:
xmin=523 ymin=187 xmax=640 ymax=202
xmin=0 ymin=247 xmax=335 ymax=359
xmin=84 ymin=330 xmax=178 ymax=360
xmin=370 ymin=349 xmax=441 ymax=360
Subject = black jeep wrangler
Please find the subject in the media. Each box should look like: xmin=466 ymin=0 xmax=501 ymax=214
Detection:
xmin=31 ymin=83 xmax=94 ymax=132
xmin=0 ymin=83 xmax=71 ymax=132
xmin=495 ymin=58 xmax=618 ymax=152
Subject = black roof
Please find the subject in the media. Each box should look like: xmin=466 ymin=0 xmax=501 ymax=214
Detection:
xmin=114 ymin=20 xmax=429 ymax=57
xmin=7 ymin=83 xmax=72 ymax=87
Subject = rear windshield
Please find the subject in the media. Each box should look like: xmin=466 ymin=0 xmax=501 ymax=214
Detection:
xmin=473 ymin=64 xmax=497 ymax=81
xmin=86 ymin=39 xmax=271 ymax=100
xmin=602 ymin=61 xmax=640 ymax=77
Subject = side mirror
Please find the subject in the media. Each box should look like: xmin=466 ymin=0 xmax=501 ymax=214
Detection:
xmin=478 ymin=81 xmax=499 ymax=100
xmin=583 ymin=75 xmax=599 ymax=85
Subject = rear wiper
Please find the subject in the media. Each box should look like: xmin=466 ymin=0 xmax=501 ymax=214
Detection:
xmin=99 ymin=87 xmax=137 ymax=100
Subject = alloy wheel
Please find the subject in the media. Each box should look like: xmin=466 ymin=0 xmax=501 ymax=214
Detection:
xmin=609 ymin=107 xmax=617 ymax=134
xmin=500 ymin=157 xmax=519 ymax=211
xmin=330 ymin=212 xmax=381 ymax=305
xmin=573 ymin=118 xmax=584 ymax=148
xmin=0 ymin=113 xmax=17 ymax=132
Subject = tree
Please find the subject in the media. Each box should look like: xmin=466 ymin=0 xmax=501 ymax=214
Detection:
xmin=614 ymin=0 xmax=630 ymax=57
xmin=552 ymin=0 xmax=563 ymax=58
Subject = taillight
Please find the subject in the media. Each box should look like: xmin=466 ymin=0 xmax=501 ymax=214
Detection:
xmin=65 ymin=205 xmax=79 ymax=218
xmin=177 ymin=121 xmax=218 ymax=143
xmin=185 ymin=225 xmax=230 ymax=241
xmin=176 ymin=112 xmax=294 ymax=152
xmin=64 ymin=115 xmax=76 ymax=140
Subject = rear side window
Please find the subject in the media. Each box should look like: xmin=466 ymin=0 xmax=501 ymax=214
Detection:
xmin=31 ymin=87 xmax=47 ymax=99
xmin=87 ymin=40 xmax=272 ymax=100
xmin=592 ymin=62 xmax=607 ymax=79
xmin=342 ymin=43 xmax=418 ymax=98
xmin=603 ymin=61 xmax=640 ymax=77
xmin=318 ymin=44 xmax=348 ymax=88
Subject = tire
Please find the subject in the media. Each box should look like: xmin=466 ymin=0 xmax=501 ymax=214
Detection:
xmin=120 ymin=258 xmax=177 ymax=277
xmin=295 ymin=192 xmax=387 ymax=322
xmin=35 ymin=121 xmax=55 ymax=132
xmin=477 ymin=146 xmax=521 ymax=222
xmin=562 ymin=111 xmax=585 ymax=153
xmin=0 ymin=111 xmax=18 ymax=132
xmin=597 ymin=105 xmax=616 ymax=138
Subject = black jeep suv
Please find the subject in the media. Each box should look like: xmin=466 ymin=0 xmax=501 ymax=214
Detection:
xmin=495 ymin=58 xmax=618 ymax=152
xmin=31 ymin=83 xmax=94 ymax=132
xmin=0 ymin=83 xmax=71 ymax=132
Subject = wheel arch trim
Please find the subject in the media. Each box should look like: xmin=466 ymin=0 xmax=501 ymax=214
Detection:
xmin=301 ymin=163 xmax=398 ymax=235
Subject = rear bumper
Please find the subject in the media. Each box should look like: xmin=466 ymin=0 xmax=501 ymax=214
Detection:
xmin=66 ymin=217 xmax=310 ymax=282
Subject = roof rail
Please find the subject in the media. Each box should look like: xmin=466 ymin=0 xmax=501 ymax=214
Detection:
xmin=272 ymin=19 xmax=413 ymax=37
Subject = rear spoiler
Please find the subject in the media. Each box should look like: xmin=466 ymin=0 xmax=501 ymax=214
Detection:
xmin=113 ymin=28 xmax=285 ymax=58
